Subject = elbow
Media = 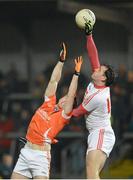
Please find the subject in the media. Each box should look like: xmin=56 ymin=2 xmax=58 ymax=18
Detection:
xmin=72 ymin=104 xmax=87 ymax=117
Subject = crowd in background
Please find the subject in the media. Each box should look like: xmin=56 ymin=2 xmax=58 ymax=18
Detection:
xmin=0 ymin=62 xmax=133 ymax=178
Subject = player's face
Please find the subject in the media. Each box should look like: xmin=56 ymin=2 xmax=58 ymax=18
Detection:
xmin=91 ymin=65 xmax=107 ymax=83
xmin=58 ymin=95 xmax=67 ymax=109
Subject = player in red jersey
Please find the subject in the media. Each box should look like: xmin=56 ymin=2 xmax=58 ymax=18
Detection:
xmin=11 ymin=43 xmax=83 ymax=179
xmin=72 ymin=23 xmax=116 ymax=179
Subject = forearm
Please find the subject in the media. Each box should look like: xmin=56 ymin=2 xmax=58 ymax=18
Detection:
xmin=72 ymin=104 xmax=87 ymax=117
xmin=50 ymin=61 xmax=64 ymax=83
xmin=68 ymin=75 xmax=78 ymax=97
xmin=45 ymin=61 xmax=64 ymax=97
xmin=64 ymin=75 xmax=78 ymax=114
xmin=86 ymin=35 xmax=100 ymax=71
xmin=45 ymin=43 xmax=66 ymax=97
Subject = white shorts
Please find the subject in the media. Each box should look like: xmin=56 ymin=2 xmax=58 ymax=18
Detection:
xmin=13 ymin=144 xmax=51 ymax=178
xmin=87 ymin=127 xmax=115 ymax=157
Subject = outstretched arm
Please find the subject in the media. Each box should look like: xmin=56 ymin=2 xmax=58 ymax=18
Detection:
xmin=72 ymin=25 xmax=100 ymax=118
xmin=85 ymin=23 xmax=100 ymax=72
xmin=72 ymin=104 xmax=88 ymax=117
xmin=45 ymin=43 xmax=66 ymax=97
xmin=63 ymin=56 xmax=83 ymax=115
xmin=72 ymin=24 xmax=100 ymax=117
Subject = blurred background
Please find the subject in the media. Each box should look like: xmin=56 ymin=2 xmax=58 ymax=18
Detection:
xmin=0 ymin=0 xmax=133 ymax=179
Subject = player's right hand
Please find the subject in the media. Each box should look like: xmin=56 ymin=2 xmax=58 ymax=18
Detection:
xmin=85 ymin=22 xmax=93 ymax=35
xmin=60 ymin=42 xmax=66 ymax=62
xmin=75 ymin=56 xmax=83 ymax=73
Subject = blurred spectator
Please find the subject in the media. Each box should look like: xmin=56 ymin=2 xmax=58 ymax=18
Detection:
xmin=127 ymin=71 xmax=133 ymax=105
xmin=111 ymin=83 xmax=128 ymax=138
xmin=32 ymin=73 xmax=46 ymax=98
xmin=0 ymin=114 xmax=14 ymax=154
xmin=0 ymin=71 xmax=9 ymax=113
xmin=31 ymin=73 xmax=46 ymax=111
xmin=116 ymin=64 xmax=128 ymax=93
xmin=0 ymin=70 xmax=9 ymax=95
xmin=11 ymin=102 xmax=31 ymax=133
xmin=19 ymin=109 xmax=30 ymax=132
xmin=6 ymin=63 xmax=28 ymax=93
xmin=111 ymin=65 xmax=132 ymax=138
xmin=6 ymin=63 xmax=20 ymax=93
xmin=10 ymin=102 xmax=22 ymax=132
xmin=127 ymin=110 xmax=133 ymax=132
xmin=0 ymin=153 xmax=13 ymax=179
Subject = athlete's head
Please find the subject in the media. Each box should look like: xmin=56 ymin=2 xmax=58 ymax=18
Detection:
xmin=91 ymin=65 xmax=115 ymax=86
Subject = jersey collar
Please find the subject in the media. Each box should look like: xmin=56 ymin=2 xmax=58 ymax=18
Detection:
xmin=94 ymin=83 xmax=107 ymax=89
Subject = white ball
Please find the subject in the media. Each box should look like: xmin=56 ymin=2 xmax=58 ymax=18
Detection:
xmin=75 ymin=9 xmax=96 ymax=29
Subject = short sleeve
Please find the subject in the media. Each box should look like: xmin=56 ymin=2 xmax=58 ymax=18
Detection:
xmin=82 ymin=94 xmax=99 ymax=112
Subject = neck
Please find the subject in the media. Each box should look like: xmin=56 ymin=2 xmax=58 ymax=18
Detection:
xmin=93 ymin=81 xmax=106 ymax=89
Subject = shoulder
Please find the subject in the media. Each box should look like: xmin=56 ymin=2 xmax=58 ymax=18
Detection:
xmin=44 ymin=95 xmax=56 ymax=102
xmin=40 ymin=95 xmax=56 ymax=109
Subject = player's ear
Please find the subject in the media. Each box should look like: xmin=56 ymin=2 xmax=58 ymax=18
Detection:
xmin=73 ymin=97 xmax=78 ymax=108
xmin=101 ymin=75 xmax=106 ymax=81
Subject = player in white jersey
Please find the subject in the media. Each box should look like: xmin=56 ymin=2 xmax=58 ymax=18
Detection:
xmin=72 ymin=23 xmax=116 ymax=179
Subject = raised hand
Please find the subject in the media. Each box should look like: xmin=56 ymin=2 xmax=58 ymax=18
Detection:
xmin=59 ymin=42 xmax=66 ymax=62
xmin=74 ymin=56 xmax=83 ymax=75
xmin=85 ymin=22 xmax=93 ymax=35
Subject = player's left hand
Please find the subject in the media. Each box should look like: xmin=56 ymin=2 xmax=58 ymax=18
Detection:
xmin=60 ymin=42 xmax=66 ymax=62
xmin=85 ymin=22 xmax=93 ymax=35
xmin=75 ymin=56 xmax=83 ymax=73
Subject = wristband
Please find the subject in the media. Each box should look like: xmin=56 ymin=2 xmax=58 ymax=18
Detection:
xmin=74 ymin=71 xmax=80 ymax=76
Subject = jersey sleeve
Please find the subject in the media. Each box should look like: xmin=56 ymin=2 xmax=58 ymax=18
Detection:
xmin=72 ymin=104 xmax=87 ymax=117
xmin=40 ymin=95 xmax=56 ymax=110
xmin=86 ymin=35 xmax=100 ymax=71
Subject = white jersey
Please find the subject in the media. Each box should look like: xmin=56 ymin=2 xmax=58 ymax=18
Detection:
xmin=82 ymin=82 xmax=112 ymax=130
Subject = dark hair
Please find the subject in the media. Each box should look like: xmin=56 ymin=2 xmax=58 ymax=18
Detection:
xmin=103 ymin=64 xmax=115 ymax=86
xmin=73 ymin=97 xmax=78 ymax=108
